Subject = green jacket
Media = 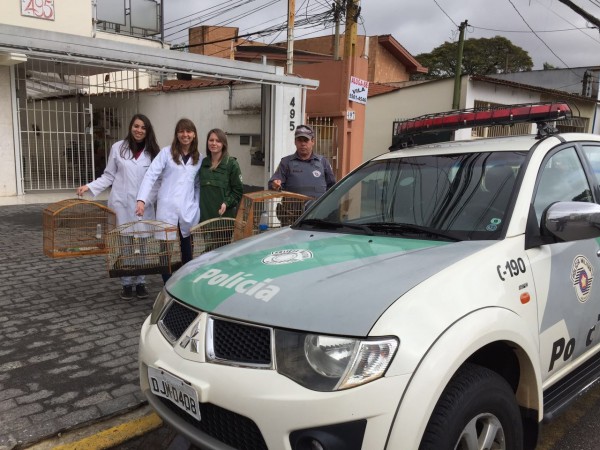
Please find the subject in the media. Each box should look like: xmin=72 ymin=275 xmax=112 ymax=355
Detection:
xmin=199 ymin=155 xmax=243 ymax=221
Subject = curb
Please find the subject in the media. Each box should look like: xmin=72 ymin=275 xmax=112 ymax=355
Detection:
xmin=22 ymin=405 xmax=162 ymax=450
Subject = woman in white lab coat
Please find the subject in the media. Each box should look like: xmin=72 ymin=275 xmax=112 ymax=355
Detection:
xmin=77 ymin=114 xmax=160 ymax=301
xmin=136 ymin=118 xmax=202 ymax=284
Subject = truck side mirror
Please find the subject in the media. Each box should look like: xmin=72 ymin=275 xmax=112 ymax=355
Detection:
xmin=542 ymin=201 xmax=600 ymax=242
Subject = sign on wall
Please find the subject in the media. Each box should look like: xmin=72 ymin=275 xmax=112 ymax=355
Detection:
xmin=21 ymin=0 xmax=55 ymax=20
xmin=348 ymin=76 xmax=369 ymax=105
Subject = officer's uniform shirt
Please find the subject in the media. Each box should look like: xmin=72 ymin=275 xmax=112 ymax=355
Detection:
xmin=269 ymin=152 xmax=336 ymax=198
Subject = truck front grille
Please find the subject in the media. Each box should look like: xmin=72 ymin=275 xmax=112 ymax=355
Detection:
xmin=159 ymin=301 xmax=273 ymax=367
xmin=159 ymin=300 xmax=198 ymax=342
xmin=209 ymin=317 xmax=272 ymax=365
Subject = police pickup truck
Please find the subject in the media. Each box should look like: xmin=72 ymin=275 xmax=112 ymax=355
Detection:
xmin=139 ymin=103 xmax=600 ymax=450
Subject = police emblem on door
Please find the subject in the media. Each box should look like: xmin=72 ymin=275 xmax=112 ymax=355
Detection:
xmin=571 ymin=255 xmax=594 ymax=303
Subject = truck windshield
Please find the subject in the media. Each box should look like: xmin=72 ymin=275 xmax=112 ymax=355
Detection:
xmin=296 ymin=151 xmax=526 ymax=240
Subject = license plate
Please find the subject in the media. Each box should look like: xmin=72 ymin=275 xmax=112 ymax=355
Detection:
xmin=148 ymin=366 xmax=201 ymax=421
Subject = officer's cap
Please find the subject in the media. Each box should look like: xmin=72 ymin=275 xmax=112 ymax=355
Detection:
xmin=295 ymin=125 xmax=314 ymax=140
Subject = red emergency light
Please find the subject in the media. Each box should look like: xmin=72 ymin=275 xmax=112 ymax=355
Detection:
xmin=393 ymin=102 xmax=572 ymax=137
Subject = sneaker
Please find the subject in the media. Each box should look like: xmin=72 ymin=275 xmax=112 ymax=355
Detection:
xmin=120 ymin=285 xmax=134 ymax=300
xmin=136 ymin=284 xmax=149 ymax=299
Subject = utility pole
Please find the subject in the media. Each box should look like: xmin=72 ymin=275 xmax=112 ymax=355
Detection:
xmin=333 ymin=0 xmax=341 ymax=60
xmin=558 ymin=0 xmax=600 ymax=28
xmin=344 ymin=0 xmax=359 ymax=59
xmin=286 ymin=0 xmax=295 ymax=74
xmin=452 ymin=20 xmax=468 ymax=110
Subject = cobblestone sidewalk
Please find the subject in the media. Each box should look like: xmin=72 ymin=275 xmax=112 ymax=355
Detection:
xmin=0 ymin=204 xmax=163 ymax=449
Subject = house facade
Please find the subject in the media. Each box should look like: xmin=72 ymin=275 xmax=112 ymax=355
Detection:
xmin=186 ymin=27 xmax=427 ymax=178
xmin=363 ymin=75 xmax=597 ymax=162
xmin=0 ymin=1 xmax=316 ymax=197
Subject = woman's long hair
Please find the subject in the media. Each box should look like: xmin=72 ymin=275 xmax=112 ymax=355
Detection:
xmin=120 ymin=114 xmax=160 ymax=160
xmin=171 ymin=118 xmax=200 ymax=165
xmin=206 ymin=128 xmax=229 ymax=170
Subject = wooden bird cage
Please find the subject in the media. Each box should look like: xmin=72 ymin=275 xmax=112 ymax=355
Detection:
xmin=106 ymin=220 xmax=182 ymax=278
xmin=191 ymin=217 xmax=236 ymax=258
xmin=43 ymin=198 xmax=116 ymax=258
xmin=233 ymin=190 xmax=313 ymax=240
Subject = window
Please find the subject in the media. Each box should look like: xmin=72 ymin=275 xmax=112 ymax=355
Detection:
xmin=533 ymin=147 xmax=592 ymax=222
xmin=582 ymin=145 xmax=600 ymax=193
xmin=305 ymin=151 xmax=525 ymax=239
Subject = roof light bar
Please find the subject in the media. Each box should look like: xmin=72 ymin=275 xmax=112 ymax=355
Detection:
xmin=393 ymin=102 xmax=572 ymax=138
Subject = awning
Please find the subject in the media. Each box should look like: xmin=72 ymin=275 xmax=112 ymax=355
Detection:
xmin=0 ymin=24 xmax=319 ymax=89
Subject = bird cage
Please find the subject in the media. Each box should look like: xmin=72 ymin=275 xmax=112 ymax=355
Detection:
xmin=43 ymin=198 xmax=116 ymax=258
xmin=105 ymin=220 xmax=182 ymax=278
xmin=233 ymin=190 xmax=313 ymax=240
xmin=191 ymin=217 xmax=236 ymax=258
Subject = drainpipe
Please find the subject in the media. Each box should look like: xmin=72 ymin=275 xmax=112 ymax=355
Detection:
xmin=593 ymin=73 xmax=600 ymax=134
xmin=92 ymin=0 xmax=97 ymax=38
xmin=160 ymin=0 xmax=165 ymax=48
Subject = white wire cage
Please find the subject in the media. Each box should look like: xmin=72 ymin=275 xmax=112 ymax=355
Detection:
xmin=191 ymin=217 xmax=236 ymax=259
xmin=233 ymin=190 xmax=313 ymax=240
xmin=43 ymin=198 xmax=116 ymax=258
xmin=105 ymin=220 xmax=181 ymax=278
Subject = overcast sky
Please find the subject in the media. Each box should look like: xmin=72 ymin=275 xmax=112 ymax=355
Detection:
xmin=161 ymin=0 xmax=600 ymax=70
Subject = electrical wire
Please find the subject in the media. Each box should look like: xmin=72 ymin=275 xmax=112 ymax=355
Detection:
xmin=507 ymin=0 xmax=574 ymax=70
xmin=174 ymin=9 xmax=336 ymax=51
xmin=534 ymin=0 xmax=600 ymax=45
xmin=164 ymin=0 xmax=280 ymax=40
xmin=166 ymin=0 xmax=333 ymax=45
xmin=432 ymin=0 xmax=458 ymax=27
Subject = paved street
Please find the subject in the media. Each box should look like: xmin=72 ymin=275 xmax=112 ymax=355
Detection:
xmin=0 ymin=202 xmax=163 ymax=450
xmin=4 ymin=198 xmax=600 ymax=450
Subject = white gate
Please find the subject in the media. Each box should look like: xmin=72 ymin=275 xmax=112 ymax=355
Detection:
xmin=16 ymin=59 xmax=140 ymax=191
xmin=307 ymin=117 xmax=339 ymax=176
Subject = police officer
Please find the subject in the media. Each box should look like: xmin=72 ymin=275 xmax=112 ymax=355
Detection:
xmin=268 ymin=124 xmax=336 ymax=198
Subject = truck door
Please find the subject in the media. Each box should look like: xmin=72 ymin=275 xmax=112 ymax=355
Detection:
xmin=526 ymin=145 xmax=600 ymax=380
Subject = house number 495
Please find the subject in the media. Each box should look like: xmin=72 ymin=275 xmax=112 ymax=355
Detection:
xmin=21 ymin=0 xmax=55 ymax=20
xmin=289 ymin=97 xmax=296 ymax=131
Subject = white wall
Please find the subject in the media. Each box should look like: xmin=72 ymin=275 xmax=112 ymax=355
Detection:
xmin=362 ymin=76 xmax=589 ymax=159
xmin=0 ymin=0 xmax=164 ymax=49
xmin=362 ymin=79 xmax=454 ymax=162
xmin=0 ymin=0 xmax=92 ymax=36
xmin=454 ymin=78 xmax=542 ymax=140
xmin=466 ymin=80 xmax=541 ymax=107
xmin=0 ymin=66 xmax=17 ymax=196
xmin=137 ymin=83 xmax=304 ymax=189
xmin=139 ymin=84 xmax=266 ymax=187
xmin=269 ymin=85 xmax=304 ymax=183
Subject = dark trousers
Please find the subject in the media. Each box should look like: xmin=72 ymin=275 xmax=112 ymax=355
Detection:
xmin=162 ymin=227 xmax=192 ymax=284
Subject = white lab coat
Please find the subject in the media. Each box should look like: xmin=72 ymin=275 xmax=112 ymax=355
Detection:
xmin=137 ymin=146 xmax=201 ymax=238
xmin=86 ymin=140 xmax=157 ymax=226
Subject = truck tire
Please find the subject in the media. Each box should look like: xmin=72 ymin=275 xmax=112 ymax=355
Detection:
xmin=419 ymin=363 xmax=523 ymax=450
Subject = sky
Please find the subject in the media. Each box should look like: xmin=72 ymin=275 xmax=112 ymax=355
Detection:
xmin=161 ymin=0 xmax=600 ymax=70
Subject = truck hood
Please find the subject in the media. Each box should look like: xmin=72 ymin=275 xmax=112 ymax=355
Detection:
xmin=167 ymin=229 xmax=493 ymax=336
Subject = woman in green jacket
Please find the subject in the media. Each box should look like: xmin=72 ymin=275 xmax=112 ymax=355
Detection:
xmin=199 ymin=128 xmax=243 ymax=223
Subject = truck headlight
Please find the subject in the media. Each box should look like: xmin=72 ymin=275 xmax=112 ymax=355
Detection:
xmin=150 ymin=289 xmax=173 ymax=324
xmin=275 ymin=330 xmax=398 ymax=391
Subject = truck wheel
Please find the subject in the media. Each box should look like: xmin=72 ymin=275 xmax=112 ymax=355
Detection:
xmin=419 ymin=363 xmax=523 ymax=450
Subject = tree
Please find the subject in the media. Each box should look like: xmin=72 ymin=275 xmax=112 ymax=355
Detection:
xmin=413 ymin=36 xmax=533 ymax=80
